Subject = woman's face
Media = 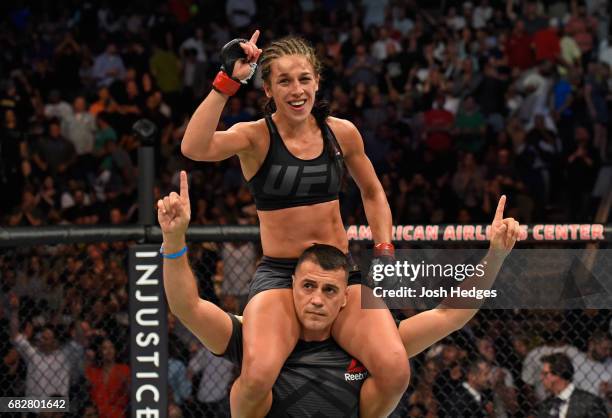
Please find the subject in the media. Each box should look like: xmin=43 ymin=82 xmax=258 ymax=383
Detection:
xmin=264 ymin=54 xmax=319 ymax=123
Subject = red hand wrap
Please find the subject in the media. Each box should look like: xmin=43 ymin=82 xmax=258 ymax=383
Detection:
xmin=374 ymin=242 xmax=395 ymax=257
xmin=212 ymin=71 xmax=241 ymax=96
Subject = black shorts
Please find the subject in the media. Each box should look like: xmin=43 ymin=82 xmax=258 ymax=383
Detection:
xmin=249 ymin=255 xmax=362 ymax=300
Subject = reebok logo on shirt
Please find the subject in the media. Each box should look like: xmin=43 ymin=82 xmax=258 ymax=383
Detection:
xmin=345 ymin=358 xmax=368 ymax=381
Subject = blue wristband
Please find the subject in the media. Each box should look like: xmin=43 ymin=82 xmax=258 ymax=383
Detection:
xmin=160 ymin=245 xmax=188 ymax=259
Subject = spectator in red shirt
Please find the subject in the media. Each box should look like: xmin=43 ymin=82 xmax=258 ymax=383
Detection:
xmin=533 ymin=19 xmax=561 ymax=63
xmin=423 ymin=94 xmax=455 ymax=154
xmin=506 ymin=20 xmax=535 ymax=70
xmin=85 ymin=338 xmax=129 ymax=418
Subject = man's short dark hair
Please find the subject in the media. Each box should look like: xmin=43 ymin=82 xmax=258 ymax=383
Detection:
xmin=296 ymin=244 xmax=348 ymax=280
xmin=541 ymin=353 xmax=574 ymax=381
xmin=465 ymin=356 xmax=488 ymax=377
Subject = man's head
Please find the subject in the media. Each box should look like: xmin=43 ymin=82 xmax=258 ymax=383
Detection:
xmin=292 ymin=244 xmax=349 ymax=341
xmin=73 ymin=96 xmax=87 ymax=113
xmin=541 ymin=353 xmax=573 ymax=394
xmin=476 ymin=336 xmax=496 ymax=363
xmin=38 ymin=326 xmax=59 ymax=354
xmin=92 ymin=337 xmax=117 ymax=367
xmin=466 ymin=357 xmax=491 ymax=391
xmin=48 ymin=118 xmax=62 ymax=138
xmin=588 ymin=332 xmax=610 ymax=362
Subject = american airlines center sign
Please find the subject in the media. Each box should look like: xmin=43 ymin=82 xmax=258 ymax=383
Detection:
xmin=129 ymin=245 xmax=168 ymax=418
xmin=346 ymin=223 xmax=606 ymax=242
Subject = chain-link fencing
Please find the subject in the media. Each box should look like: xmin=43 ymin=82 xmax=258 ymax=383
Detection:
xmin=1 ymin=238 xmax=610 ymax=418
xmin=0 ymin=241 xmax=131 ymax=418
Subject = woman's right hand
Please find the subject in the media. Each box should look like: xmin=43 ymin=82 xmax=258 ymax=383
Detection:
xmin=232 ymin=30 xmax=262 ymax=80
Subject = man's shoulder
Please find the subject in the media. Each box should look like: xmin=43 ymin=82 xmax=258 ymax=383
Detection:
xmin=568 ymin=387 xmax=608 ymax=417
xmin=571 ymin=387 xmax=602 ymax=402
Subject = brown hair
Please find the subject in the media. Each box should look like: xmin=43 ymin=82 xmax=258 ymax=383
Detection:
xmin=541 ymin=353 xmax=574 ymax=381
xmin=259 ymin=36 xmax=328 ymax=122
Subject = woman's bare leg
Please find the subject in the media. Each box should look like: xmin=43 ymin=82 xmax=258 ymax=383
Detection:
xmin=332 ymin=285 xmax=410 ymax=418
xmin=230 ymin=289 xmax=300 ymax=418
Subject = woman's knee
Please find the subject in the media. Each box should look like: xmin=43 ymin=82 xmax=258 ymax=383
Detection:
xmin=239 ymin=356 xmax=280 ymax=395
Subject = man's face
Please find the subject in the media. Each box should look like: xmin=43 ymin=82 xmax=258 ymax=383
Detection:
xmin=590 ymin=338 xmax=611 ymax=362
xmin=49 ymin=123 xmax=61 ymax=138
xmin=540 ymin=362 xmax=558 ymax=392
xmin=39 ymin=329 xmax=57 ymax=353
xmin=477 ymin=338 xmax=496 ymax=363
xmin=472 ymin=361 xmax=492 ymax=390
xmin=292 ymin=260 xmax=348 ymax=339
xmin=74 ymin=97 xmax=86 ymax=113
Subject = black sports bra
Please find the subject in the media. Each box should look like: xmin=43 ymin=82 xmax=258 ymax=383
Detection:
xmin=246 ymin=115 xmax=344 ymax=211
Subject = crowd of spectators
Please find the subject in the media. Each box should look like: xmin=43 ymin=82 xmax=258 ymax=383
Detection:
xmin=0 ymin=0 xmax=611 ymax=417
xmin=1 ymin=0 xmax=611 ymax=228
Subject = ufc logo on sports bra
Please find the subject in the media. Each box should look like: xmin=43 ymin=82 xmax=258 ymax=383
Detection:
xmin=263 ymin=164 xmax=338 ymax=196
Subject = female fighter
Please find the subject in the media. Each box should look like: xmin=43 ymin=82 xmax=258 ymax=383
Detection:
xmin=180 ymin=30 xmax=409 ymax=418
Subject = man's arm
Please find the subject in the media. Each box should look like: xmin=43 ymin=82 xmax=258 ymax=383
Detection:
xmin=9 ymin=294 xmax=37 ymax=361
xmin=399 ymin=196 xmax=520 ymax=357
xmin=159 ymin=170 xmax=232 ymax=355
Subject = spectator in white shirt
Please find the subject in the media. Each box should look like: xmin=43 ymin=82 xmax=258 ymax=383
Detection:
xmin=62 ymin=96 xmax=96 ymax=156
xmin=220 ymin=239 xmax=258 ymax=313
xmin=392 ymin=6 xmax=414 ymax=36
xmin=472 ymin=0 xmax=493 ymax=29
xmin=43 ymin=90 xmax=73 ymax=123
xmin=10 ymin=295 xmax=71 ymax=397
xmin=188 ymin=346 xmax=235 ymax=418
xmin=573 ymin=332 xmax=611 ymax=397
xmin=180 ymin=28 xmax=208 ymax=63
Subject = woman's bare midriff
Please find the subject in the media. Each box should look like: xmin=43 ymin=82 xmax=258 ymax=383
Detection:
xmin=257 ymin=200 xmax=348 ymax=258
